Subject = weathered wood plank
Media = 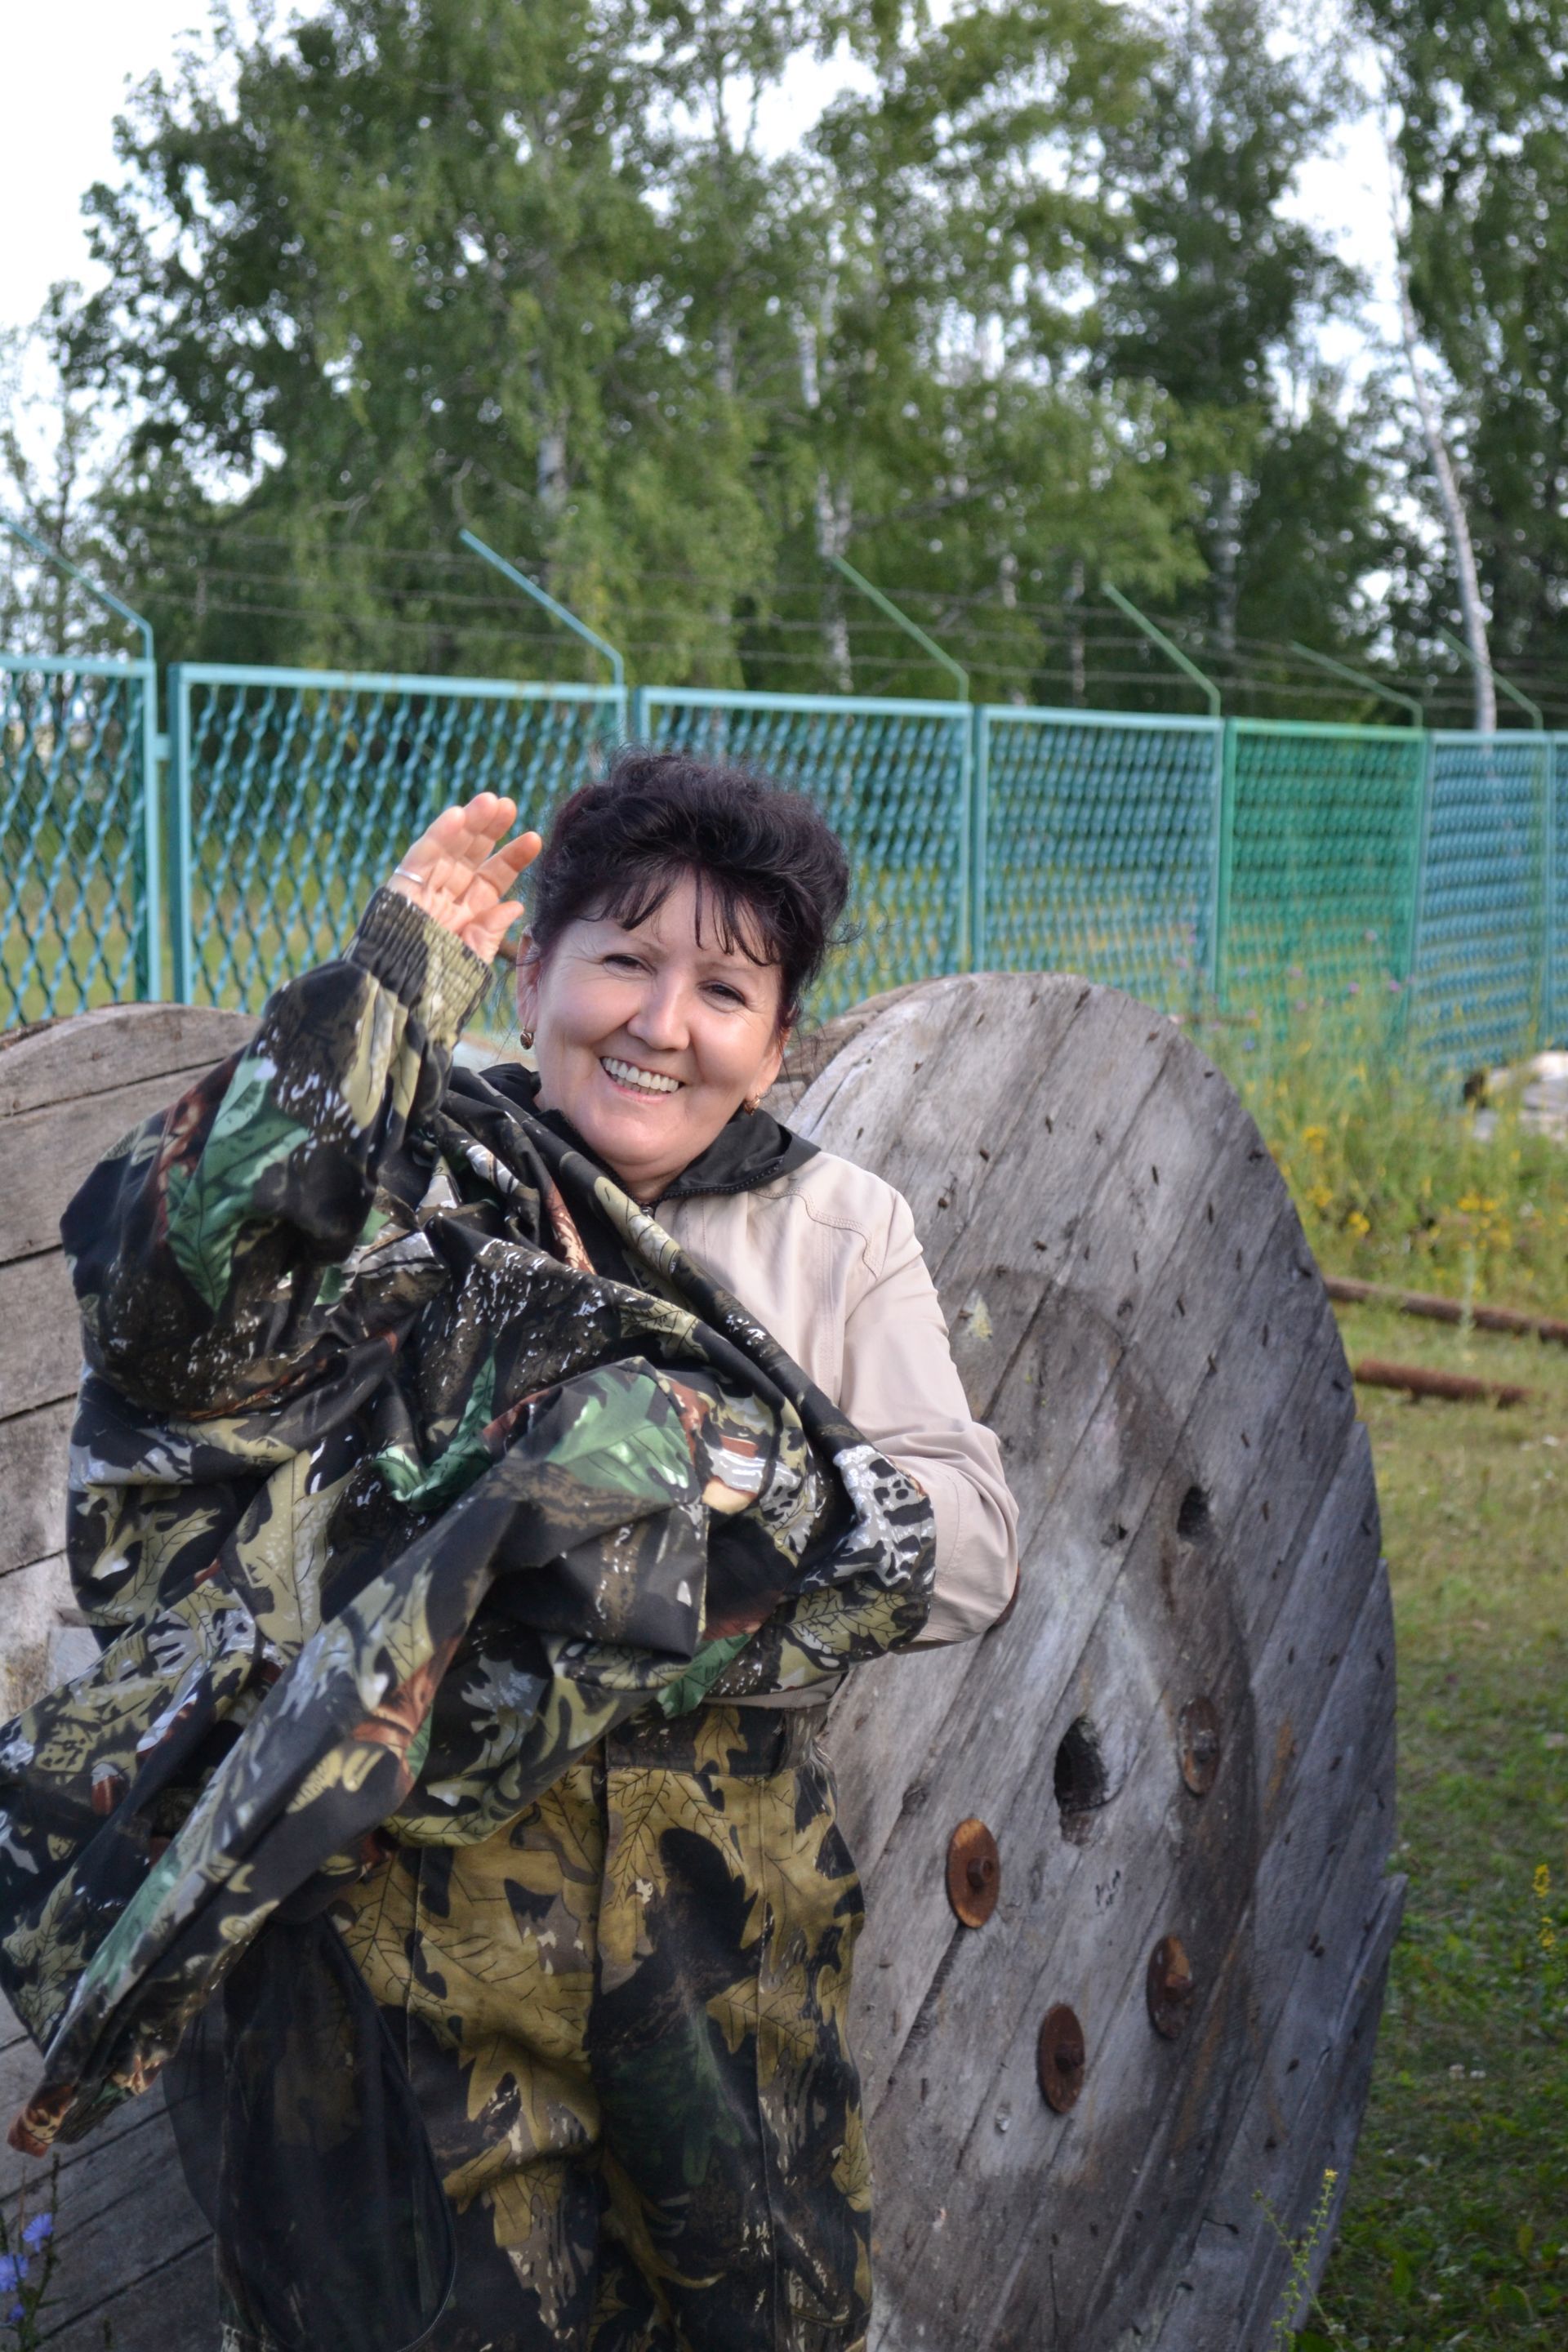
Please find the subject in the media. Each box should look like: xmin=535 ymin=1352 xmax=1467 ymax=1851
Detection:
xmin=0 ymin=1555 xmax=74 ymax=1720
xmin=1231 ymin=1879 xmax=1405 ymax=2349
xmin=1056 ymin=1465 xmax=1393 ymax=2342
xmin=0 ymin=1004 xmax=254 ymax=1123
xmin=41 ymin=2235 xmax=216 ymax=2352
xmin=0 ymin=1401 xmax=73 ymax=1580
xmin=15 ymin=2128 xmax=211 ymax=2344
xmin=0 ymin=1253 xmax=81 ymax=1423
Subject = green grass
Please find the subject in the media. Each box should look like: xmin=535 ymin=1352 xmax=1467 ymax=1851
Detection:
xmin=1300 ymin=1307 xmax=1568 ymax=2349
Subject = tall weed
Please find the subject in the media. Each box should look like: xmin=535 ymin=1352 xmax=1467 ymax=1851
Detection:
xmin=1205 ymin=990 xmax=1568 ymax=1314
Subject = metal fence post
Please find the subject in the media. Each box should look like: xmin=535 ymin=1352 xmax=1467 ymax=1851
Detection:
xmin=1541 ymin=735 xmax=1557 ymax=1049
xmin=136 ymin=663 xmax=163 ymax=1000
xmin=2 ymin=512 xmax=165 ymax=1004
xmin=969 ymin=706 xmax=989 ymax=973
xmin=1208 ymin=720 xmax=1236 ymax=1007
xmin=1398 ymin=730 xmax=1436 ymax=1004
xmin=167 ymin=666 xmax=196 ymax=1004
xmin=628 ymin=685 xmax=648 ymax=741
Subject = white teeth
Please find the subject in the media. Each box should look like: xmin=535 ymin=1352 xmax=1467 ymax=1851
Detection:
xmin=601 ymin=1056 xmax=681 ymax=1096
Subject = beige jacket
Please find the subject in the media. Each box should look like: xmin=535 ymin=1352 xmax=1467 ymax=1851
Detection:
xmin=657 ymin=1150 xmax=1018 ymax=1656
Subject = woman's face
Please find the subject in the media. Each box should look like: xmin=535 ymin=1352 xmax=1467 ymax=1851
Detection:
xmin=515 ymin=871 xmax=790 ymax=1204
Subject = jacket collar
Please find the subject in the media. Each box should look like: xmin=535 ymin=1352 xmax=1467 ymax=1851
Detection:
xmin=475 ymin=1060 xmax=817 ymax=1205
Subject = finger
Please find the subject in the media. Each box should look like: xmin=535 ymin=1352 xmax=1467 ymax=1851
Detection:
xmin=469 ymin=899 xmax=528 ymax=961
xmin=477 ymin=830 xmax=542 ymax=888
xmin=448 ymin=794 xmax=519 ymax=858
xmin=409 ymin=796 xmax=518 ymax=875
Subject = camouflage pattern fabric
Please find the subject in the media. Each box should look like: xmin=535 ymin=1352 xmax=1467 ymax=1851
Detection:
xmin=0 ymin=887 xmax=933 ymax=2285
xmin=313 ymin=1704 xmax=871 ymax=2352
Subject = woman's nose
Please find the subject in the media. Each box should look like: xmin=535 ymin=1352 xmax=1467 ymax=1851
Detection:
xmin=626 ymin=978 xmax=689 ymax=1054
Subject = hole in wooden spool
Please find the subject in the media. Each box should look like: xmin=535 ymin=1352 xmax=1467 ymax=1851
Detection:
xmin=1053 ymin=1718 xmax=1107 ymax=1845
xmin=1176 ymin=1483 xmax=1211 ymax=1542
xmin=1037 ymin=2005 xmax=1086 ymax=2113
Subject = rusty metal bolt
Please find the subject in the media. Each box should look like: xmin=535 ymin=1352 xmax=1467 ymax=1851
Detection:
xmin=1146 ymin=1935 xmax=1196 ymax=2038
xmin=946 ymin=1818 xmax=1001 ymax=1927
xmin=1178 ymin=1696 xmax=1223 ymax=1796
xmin=1037 ymin=2005 xmax=1086 ymax=2113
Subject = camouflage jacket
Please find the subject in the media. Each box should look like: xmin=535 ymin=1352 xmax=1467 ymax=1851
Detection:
xmin=0 ymin=889 xmax=934 ymax=2155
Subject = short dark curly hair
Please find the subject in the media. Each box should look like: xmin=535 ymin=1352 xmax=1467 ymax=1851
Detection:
xmin=523 ymin=747 xmax=849 ymax=1026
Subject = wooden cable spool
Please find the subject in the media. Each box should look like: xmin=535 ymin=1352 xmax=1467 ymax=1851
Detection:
xmin=0 ymin=981 xmax=1403 ymax=2349
xmin=786 ymin=975 xmax=1404 ymax=2351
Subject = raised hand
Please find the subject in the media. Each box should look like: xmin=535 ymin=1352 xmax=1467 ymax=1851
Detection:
xmin=385 ymin=793 xmax=542 ymax=964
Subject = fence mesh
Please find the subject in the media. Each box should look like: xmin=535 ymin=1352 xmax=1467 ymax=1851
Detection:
xmin=5 ymin=644 xmax=1566 ymax=1085
xmin=1223 ymin=724 xmax=1428 ymax=1010
xmin=977 ymin=710 xmax=1220 ymax=1009
xmin=171 ymin=667 xmax=623 ymax=1011
xmin=1409 ymin=733 xmax=1552 ymax=1077
xmin=635 ymin=690 xmax=972 ymax=1014
xmin=0 ymin=655 xmax=154 ymax=1027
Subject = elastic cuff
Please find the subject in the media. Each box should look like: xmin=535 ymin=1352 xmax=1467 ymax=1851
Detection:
xmin=903 ymin=1459 xmax=1009 ymax=1646
xmin=349 ymin=888 xmax=491 ymax=1049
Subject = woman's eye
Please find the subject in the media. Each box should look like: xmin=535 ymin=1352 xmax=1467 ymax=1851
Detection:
xmin=604 ymin=953 xmax=644 ymax=973
xmin=706 ymin=982 xmax=746 ymax=1006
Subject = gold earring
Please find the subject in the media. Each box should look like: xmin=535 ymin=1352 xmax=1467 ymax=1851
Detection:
xmin=521 ymin=1028 xmax=535 ymax=1049
xmin=743 ymin=1092 xmax=762 ymax=1114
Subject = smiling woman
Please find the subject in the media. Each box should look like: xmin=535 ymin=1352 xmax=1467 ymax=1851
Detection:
xmin=7 ymin=748 xmax=1017 ymax=2352
xmin=508 ymin=752 xmax=844 ymax=1201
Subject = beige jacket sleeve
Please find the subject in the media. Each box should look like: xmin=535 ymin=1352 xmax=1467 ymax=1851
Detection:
xmin=832 ymin=1183 xmax=1019 ymax=1646
xmin=658 ymin=1152 xmax=1019 ymax=1650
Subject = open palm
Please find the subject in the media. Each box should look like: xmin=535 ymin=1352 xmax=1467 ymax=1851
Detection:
xmin=386 ymin=794 xmax=541 ymax=963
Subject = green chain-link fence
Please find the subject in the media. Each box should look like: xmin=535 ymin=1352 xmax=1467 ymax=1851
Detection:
xmin=167 ymin=665 xmax=623 ymax=1008
xmin=1409 ymin=732 xmax=1554 ymax=1078
xmin=1 ymin=652 xmax=159 ymax=1027
xmin=6 ymin=649 xmax=1566 ymax=1082
xmin=975 ymin=707 xmax=1222 ymax=1010
xmin=1222 ymin=721 xmax=1430 ymax=1012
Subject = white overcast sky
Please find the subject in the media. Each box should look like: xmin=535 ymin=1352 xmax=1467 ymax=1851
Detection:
xmin=2 ymin=2 xmax=1398 ymax=366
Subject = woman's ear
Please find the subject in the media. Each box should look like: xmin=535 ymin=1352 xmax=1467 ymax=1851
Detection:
xmin=752 ymin=1017 xmax=791 ymax=1104
xmin=514 ymin=936 xmax=540 ymax=1038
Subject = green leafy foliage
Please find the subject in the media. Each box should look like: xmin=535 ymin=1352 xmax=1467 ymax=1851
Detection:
xmin=1364 ymin=0 xmax=1568 ymax=707
xmin=29 ymin=0 xmax=1391 ymax=699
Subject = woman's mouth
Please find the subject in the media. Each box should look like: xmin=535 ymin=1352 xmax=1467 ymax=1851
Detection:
xmin=600 ymin=1055 xmax=683 ymax=1098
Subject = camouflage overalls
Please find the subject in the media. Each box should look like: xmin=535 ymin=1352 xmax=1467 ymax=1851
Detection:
xmin=334 ymin=1704 xmax=870 ymax=2351
xmin=0 ymin=891 xmax=933 ymax=2352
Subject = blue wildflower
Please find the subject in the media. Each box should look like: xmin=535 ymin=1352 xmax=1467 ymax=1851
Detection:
xmin=0 ymin=2256 xmax=25 ymax=2292
xmin=5 ymin=2302 xmax=23 ymax=2327
xmin=20 ymin=2215 xmax=51 ymax=2248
